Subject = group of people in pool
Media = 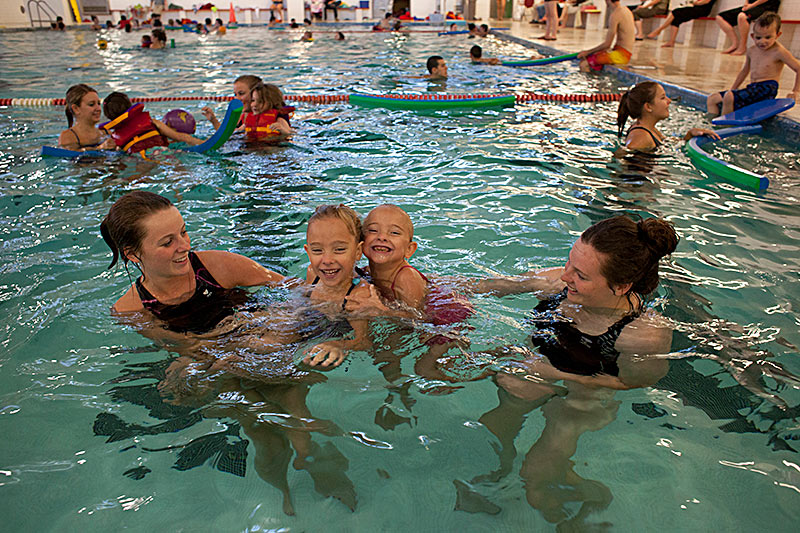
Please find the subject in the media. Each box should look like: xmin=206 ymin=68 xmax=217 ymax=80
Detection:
xmin=57 ymin=76 xmax=296 ymax=155
xmin=100 ymin=188 xmax=678 ymax=518
xmin=102 ymin=188 xmax=679 ymax=400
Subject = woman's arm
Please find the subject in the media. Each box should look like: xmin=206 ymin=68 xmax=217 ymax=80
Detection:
xmin=472 ymin=267 xmax=565 ymax=297
xmin=196 ymin=250 xmax=286 ymax=288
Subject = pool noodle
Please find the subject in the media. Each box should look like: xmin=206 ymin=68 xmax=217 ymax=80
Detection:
xmin=184 ymin=99 xmax=243 ymax=153
xmin=41 ymin=99 xmax=243 ymax=158
xmin=501 ymin=53 xmax=579 ymax=67
xmin=711 ymin=98 xmax=795 ymax=126
xmin=349 ymin=93 xmax=515 ymax=110
xmin=685 ymin=125 xmax=768 ymax=190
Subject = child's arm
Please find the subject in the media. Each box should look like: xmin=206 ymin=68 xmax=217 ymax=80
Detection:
xmin=273 ymin=117 xmax=293 ymax=136
xmin=730 ymin=55 xmax=750 ymax=90
xmin=153 ymin=119 xmax=204 ymax=146
xmin=778 ymin=47 xmax=800 ymax=100
xmin=201 ymin=106 xmax=221 ymax=129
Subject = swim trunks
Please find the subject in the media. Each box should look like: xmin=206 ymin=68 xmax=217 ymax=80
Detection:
xmin=136 ymin=251 xmax=250 ymax=333
xmin=717 ymin=80 xmax=779 ymax=111
xmin=586 ymin=46 xmax=632 ymax=71
xmin=529 ymin=288 xmax=642 ymax=376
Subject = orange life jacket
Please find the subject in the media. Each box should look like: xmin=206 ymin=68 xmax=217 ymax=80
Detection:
xmin=244 ymin=106 xmax=294 ymax=139
xmin=100 ymin=103 xmax=169 ymax=154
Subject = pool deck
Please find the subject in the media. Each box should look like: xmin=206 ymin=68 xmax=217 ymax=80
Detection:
xmin=493 ymin=20 xmax=800 ymax=144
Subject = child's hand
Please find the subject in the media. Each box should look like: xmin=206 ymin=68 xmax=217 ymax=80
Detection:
xmin=303 ymin=342 xmax=346 ymax=367
xmin=688 ymin=127 xmax=721 ymax=140
xmin=344 ymin=284 xmax=388 ymax=316
xmin=201 ymin=106 xmax=216 ymax=121
xmin=99 ymin=138 xmax=117 ymax=150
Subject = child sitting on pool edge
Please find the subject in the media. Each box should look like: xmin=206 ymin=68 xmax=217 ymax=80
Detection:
xmin=245 ymin=83 xmax=294 ymax=141
xmin=706 ymin=12 xmax=800 ymax=117
xmin=101 ymin=92 xmax=207 ymax=156
xmin=577 ymin=0 xmax=635 ymax=72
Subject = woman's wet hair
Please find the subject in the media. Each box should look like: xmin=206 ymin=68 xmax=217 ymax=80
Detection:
xmin=308 ymin=204 xmax=362 ymax=242
xmin=234 ymin=74 xmax=263 ymax=91
xmin=152 ymin=28 xmax=167 ymax=42
xmin=100 ymin=191 xmax=174 ymax=268
xmin=581 ymin=215 xmax=678 ymax=296
xmin=103 ymin=91 xmax=132 ymax=120
xmin=65 ymin=84 xmax=97 ymax=127
xmin=251 ymin=83 xmax=285 ymax=110
xmin=616 ymin=81 xmax=660 ymax=137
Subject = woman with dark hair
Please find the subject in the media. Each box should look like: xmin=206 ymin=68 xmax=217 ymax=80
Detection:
xmin=454 ymin=215 xmax=681 ymax=525
xmin=617 ymin=81 xmax=719 ymax=151
xmin=472 ymin=214 xmax=680 ymax=391
xmin=101 ymin=191 xmax=285 ymax=333
xmin=647 ymin=0 xmax=717 ymax=47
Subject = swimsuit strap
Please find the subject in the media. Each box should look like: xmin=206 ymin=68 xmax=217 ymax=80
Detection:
xmin=69 ymin=128 xmax=83 ymax=147
xmin=627 ymin=126 xmax=662 ymax=148
xmin=309 ymin=271 xmax=361 ymax=310
xmin=390 ymin=264 xmax=429 ymax=299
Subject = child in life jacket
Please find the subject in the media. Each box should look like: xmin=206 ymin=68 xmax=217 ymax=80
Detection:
xmin=101 ymin=92 xmax=205 ymax=157
xmin=244 ymin=83 xmax=294 ymax=141
xmin=201 ymin=74 xmax=262 ymax=131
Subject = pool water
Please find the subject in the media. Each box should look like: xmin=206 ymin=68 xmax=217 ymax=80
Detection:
xmin=1 ymin=27 xmax=799 ymax=531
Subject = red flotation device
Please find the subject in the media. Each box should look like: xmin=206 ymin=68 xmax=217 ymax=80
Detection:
xmin=244 ymin=106 xmax=294 ymax=139
xmin=100 ymin=103 xmax=169 ymax=154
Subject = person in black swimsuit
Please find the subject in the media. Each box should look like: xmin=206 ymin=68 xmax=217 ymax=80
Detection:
xmin=57 ymin=84 xmax=115 ymax=151
xmin=454 ymin=215 xmax=679 ymax=526
xmin=101 ymin=191 xmax=286 ymax=336
xmin=617 ymin=81 xmax=719 ymax=151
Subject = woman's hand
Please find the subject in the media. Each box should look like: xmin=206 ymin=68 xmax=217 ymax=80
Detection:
xmin=99 ymin=137 xmax=117 ymax=150
xmin=344 ymin=284 xmax=389 ymax=316
xmin=303 ymin=341 xmax=346 ymax=367
xmin=686 ymin=127 xmax=721 ymax=140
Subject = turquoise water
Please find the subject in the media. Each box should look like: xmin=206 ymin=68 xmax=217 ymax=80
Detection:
xmin=1 ymin=27 xmax=799 ymax=531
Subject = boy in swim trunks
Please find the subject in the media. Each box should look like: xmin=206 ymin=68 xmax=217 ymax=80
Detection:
xmin=577 ymin=0 xmax=635 ymax=72
xmin=707 ymin=12 xmax=800 ymax=116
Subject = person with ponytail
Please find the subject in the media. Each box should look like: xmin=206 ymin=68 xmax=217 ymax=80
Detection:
xmin=617 ymin=81 xmax=719 ymax=151
xmin=100 ymin=191 xmax=285 ymax=333
xmin=57 ymin=84 xmax=115 ymax=151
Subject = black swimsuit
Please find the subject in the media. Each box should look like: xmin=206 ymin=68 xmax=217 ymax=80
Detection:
xmin=627 ymin=126 xmax=662 ymax=148
xmin=135 ymin=251 xmax=250 ymax=333
xmin=67 ymin=128 xmax=104 ymax=149
xmin=299 ymin=275 xmax=361 ymax=339
xmin=530 ymin=289 xmax=642 ymax=377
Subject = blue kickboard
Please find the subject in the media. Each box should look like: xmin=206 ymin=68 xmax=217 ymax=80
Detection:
xmin=712 ymin=98 xmax=795 ymax=126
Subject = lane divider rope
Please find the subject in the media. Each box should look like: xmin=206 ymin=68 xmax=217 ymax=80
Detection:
xmin=0 ymin=93 xmax=622 ymax=107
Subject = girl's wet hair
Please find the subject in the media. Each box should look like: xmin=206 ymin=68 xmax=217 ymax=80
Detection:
xmin=103 ymin=91 xmax=132 ymax=120
xmin=308 ymin=204 xmax=362 ymax=242
xmin=65 ymin=84 xmax=98 ymax=127
xmin=100 ymin=191 xmax=174 ymax=268
xmin=581 ymin=215 xmax=678 ymax=296
xmin=616 ymin=81 xmax=660 ymax=137
xmin=235 ymin=74 xmax=263 ymax=90
xmin=251 ymin=83 xmax=285 ymax=111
